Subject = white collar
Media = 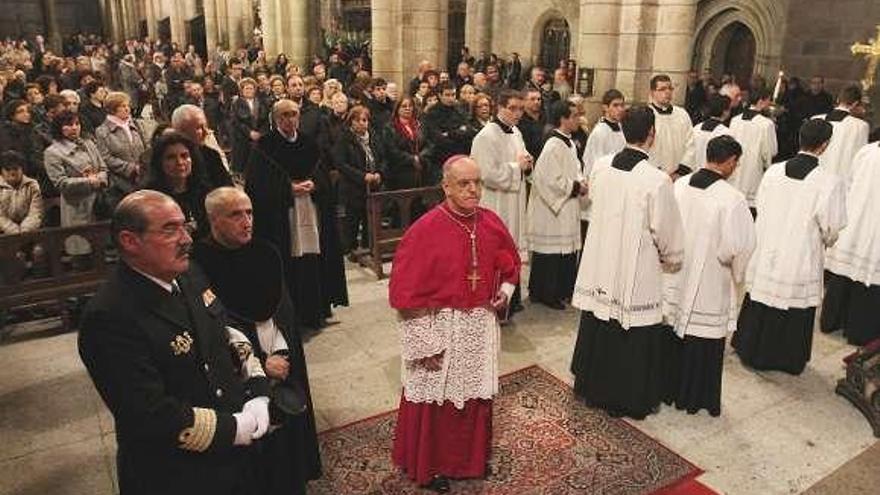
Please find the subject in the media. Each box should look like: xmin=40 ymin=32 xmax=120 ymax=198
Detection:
xmin=129 ymin=264 xmax=177 ymax=294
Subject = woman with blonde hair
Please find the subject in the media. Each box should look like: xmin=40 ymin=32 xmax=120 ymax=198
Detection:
xmin=321 ymin=78 xmax=343 ymax=108
xmin=94 ymin=91 xmax=146 ymax=207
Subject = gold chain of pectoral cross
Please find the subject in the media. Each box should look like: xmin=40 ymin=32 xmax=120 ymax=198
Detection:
xmin=440 ymin=207 xmax=482 ymax=292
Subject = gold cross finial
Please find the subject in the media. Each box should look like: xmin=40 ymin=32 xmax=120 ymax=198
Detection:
xmin=851 ymin=25 xmax=880 ymax=91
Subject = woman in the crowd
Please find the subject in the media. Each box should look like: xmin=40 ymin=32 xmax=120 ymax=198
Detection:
xmin=94 ymin=91 xmax=146 ymax=208
xmin=230 ymin=77 xmax=269 ymax=173
xmin=320 ymin=91 xmax=350 ymax=160
xmin=413 ymin=81 xmax=431 ymax=111
xmin=79 ymin=80 xmax=108 ymax=137
xmin=144 ymin=131 xmax=211 ymax=240
xmin=331 ymin=105 xmax=387 ymax=255
xmin=268 ymin=75 xmax=287 ymax=104
xmin=273 ymin=53 xmax=289 ymax=76
xmin=307 ymin=86 xmax=323 ymax=107
xmin=43 ymin=111 xmax=109 ymax=256
xmin=469 ymin=92 xmax=494 ymax=131
xmin=0 ymin=99 xmax=47 ymax=198
xmin=321 ymin=78 xmax=343 ymax=109
xmin=384 ymin=96 xmax=427 ymax=190
xmin=459 ymin=83 xmax=477 ymax=107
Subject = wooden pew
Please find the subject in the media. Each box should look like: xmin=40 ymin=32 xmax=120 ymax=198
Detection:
xmin=364 ymin=186 xmax=444 ymax=279
xmin=0 ymin=222 xmax=114 ymax=335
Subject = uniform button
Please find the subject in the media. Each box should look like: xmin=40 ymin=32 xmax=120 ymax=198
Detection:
xmin=203 ymin=363 xmax=210 ymax=372
xmin=215 ymin=388 xmax=223 ymax=397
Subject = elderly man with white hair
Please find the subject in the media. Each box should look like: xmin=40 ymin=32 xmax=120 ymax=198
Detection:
xmin=171 ymin=104 xmax=233 ymax=188
xmin=245 ymin=99 xmax=349 ymax=331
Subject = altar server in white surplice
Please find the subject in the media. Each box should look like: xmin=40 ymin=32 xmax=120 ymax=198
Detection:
xmin=729 ymin=88 xmax=778 ymax=213
xmin=821 ymin=141 xmax=880 ymax=345
xmin=665 ymin=135 xmax=755 ymax=417
xmin=472 ymin=88 xmax=532 ymax=313
xmin=733 ymin=120 xmax=847 ymax=375
xmin=570 ymin=106 xmax=684 ymax=420
xmin=648 ymin=74 xmax=696 ymax=178
xmin=527 ymin=100 xmax=588 ymax=310
xmin=581 ymin=89 xmax=626 ymax=234
xmin=812 ymin=85 xmax=869 ymax=187
xmin=692 ymin=95 xmax=732 ymax=169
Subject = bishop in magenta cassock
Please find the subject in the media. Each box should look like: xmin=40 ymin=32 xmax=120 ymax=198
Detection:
xmin=389 ymin=155 xmax=520 ymax=492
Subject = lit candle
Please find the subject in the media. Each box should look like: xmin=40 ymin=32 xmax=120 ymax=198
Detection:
xmin=772 ymin=70 xmax=784 ymax=102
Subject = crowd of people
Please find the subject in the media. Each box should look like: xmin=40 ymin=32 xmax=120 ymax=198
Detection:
xmin=3 ymin=29 xmax=880 ymax=494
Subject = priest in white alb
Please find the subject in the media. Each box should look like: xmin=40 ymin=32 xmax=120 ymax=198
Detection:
xmin=812 ymin=85 xmax=869 ymax=187
xmin=665 ymin=135 xmax=755 ymax=417
xmin=648 ymin=74 xmax=696 ymax=178
xmin=526 ymin=100 xmax=588 ymax=310
xmin=734 ymin=120 xmax=847 ymax=375
xmin=389 ymin=156 xmax=520 ymax=492
xmin=729 ymin=88 xmax=778 ymax=215
xmin=472 ymin=88 xmax=532 ymax=313
xmin=692 ymin=95 xmax=732 ymax=169
xmin=570 ymin=106 xmax=685 ymax=420
xmin=581 ymin=89 xmax=627 ymax=236
xmin=821 ymin=141 xmax=880 ymax=345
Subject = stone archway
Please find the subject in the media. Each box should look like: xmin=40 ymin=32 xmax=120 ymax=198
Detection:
xmin=692 ymin=0 xmax=787 ymax=84
xmin=539 ymin=16 xmax=570 ymax=70
xmin=711 ymin=21 xmax=756 ymax=84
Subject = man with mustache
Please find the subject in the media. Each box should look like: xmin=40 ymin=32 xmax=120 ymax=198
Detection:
xmin=78 ymin=190 xmax=271 ymax=495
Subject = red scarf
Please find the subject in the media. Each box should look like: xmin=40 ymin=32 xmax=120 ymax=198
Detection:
xmin=393 ymin=117 xmax=421 ymax=154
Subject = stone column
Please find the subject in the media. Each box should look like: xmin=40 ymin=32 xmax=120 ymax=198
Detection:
xmin=204 ymin=0 xmax=219 ymax=59
xmin=651 ymin=0 xmax=697 ymax=105
xmin=465 ymin=0 xmax=492 ymax=56
xmin=372 ymin=0 xmax=401 ymax=85
xmin=576 ymin=0 xmax=622 ymax=117
xmin=401 ymin=1 xmax=447 ymax=77
xmin=226 ymin=0 xmax=244 ymax=50
xmin=145 ymin=0 xmax=157 ymax=40
xmin=281 ymin=0 xmax=310 ymax=66
xmin=260 ymin=0 xmax=281 ymax=58
xmin=169 ymin=0 xmax=186 ymax=47
xmin=41 ymin=0 xmax=62 ymax=52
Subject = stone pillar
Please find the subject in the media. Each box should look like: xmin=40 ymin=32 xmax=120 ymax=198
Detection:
xmin=260 ymin=0 xmax=281 ymax=58
xmin=204 ymin=0 xmax=219 ymax=59
xmin=651 ymin=0 xmax=697 ymax=105
xmin=612 ymin=1 xmax=651 ymax=102
xmin=170 ymin=0 xmax=186 ymax=47
xmin=281 ymin=0 xmax=310 ymax=66
xmin=372 ymin=0 xmax=401 ymax=85
xmin=145 ymin=0 xmax=157 ymax=40
xmin=41 ymin=0 xmax=62 ymax=52
xmin=401 ymin=1 xmax=447 ymax=77
xmin=465 ymin=0 xmax=492 ymax=57
xmin=576 ymin=0 xmax=622 ymax=117
xmin=227 ymin=0 xmax=244 ymax=50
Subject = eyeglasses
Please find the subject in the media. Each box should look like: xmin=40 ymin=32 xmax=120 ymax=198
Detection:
xmin=144 ymin=221 xmax=195 ymax=239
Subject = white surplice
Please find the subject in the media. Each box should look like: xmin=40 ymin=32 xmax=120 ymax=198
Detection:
xmin=650 ymin=104 xmax=696 ymax=174
xmin=692 ymin=119 xmax=732 ymax=169
xmin=664 ymin=172 xmax=756 ymax=339
xmin=813 ymin=108 xmax=869 ymax=187
xmin=746 ymin=155 xmax=847 ymax=309
xmin=527 ymin=132 xmax=583 ymax=254
xmin=473 ymin=121 xmax=529 ymax=250
xmin=826 ymin=143 xmax=880 ymax=285
xmin=581 ymin=119 xmax=626 ymax=220
xmin=729 ymin=109 xmax=778 ymax=206
xmin=572 ymin=148 xmax=685 ymax=329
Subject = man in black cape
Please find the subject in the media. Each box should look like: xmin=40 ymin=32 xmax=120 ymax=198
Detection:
xmin=194 ymin=186 xmax=322 ymax=494
xmin=245 ymin=98 xmax=348 ymax=329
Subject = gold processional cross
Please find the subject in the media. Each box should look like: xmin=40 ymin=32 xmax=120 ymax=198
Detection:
xmin=851 ymin=25 xmax=880 ymax=92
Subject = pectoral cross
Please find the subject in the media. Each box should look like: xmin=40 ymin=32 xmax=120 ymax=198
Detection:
xmin=466 ymin=269 xmax=482 ymax=291
xmin=851 ymin=25 xmax=880 ymax=92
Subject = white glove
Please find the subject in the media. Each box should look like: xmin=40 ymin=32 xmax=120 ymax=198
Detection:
xmin=233 ymin=411 xmax=256 ymax=446
xmin=243 ymin=396 xmax=270 ymax=440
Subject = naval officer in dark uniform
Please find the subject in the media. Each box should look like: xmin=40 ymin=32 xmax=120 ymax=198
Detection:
xmin=78 ymin=189 xmax=270 ymax=495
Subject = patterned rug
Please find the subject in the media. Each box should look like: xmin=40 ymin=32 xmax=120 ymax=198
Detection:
xmin=310 ymin=365 xmax=703 ymax=494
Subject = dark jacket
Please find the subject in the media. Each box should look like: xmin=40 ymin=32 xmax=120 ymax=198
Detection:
xmin=420 ymin=103 xmax=478 ymax=172
xmin=331 ymin=128 xmax=388 ymax=211
xmin=78 ymin=263 xmax=269 ymax=495
xmin=197 ymin=145 xmax=234 ymax=190
xmin=383 ymin=120 xmax=430 ymax=189
xmin=230 ymin=97 xmax=270 ymax=171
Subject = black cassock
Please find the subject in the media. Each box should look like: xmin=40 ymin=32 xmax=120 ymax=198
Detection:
xmin=245 ymin=130 xmax=349 ymax=329
xmin=194 ymin=238 xmax=322 ymax=494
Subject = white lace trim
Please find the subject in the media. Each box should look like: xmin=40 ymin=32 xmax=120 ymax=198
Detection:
xmin=399 ymin=308 xmax=499 ymax=409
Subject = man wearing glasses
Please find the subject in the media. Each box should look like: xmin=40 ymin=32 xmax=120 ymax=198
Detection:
xmin=78 ymin=190 xmax=271 ymax=495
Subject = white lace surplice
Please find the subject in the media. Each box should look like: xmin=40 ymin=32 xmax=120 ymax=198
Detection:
xmin=399 ymin=308 xmax=500 ymax=409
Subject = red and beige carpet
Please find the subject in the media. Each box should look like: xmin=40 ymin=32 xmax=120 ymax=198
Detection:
xmin=310 ymin=365 xmax=709 ymax=494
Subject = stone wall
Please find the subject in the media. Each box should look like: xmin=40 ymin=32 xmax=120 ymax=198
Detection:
xmin=486 ymin=0 xmax=580 ymax=66
xmin=0 ymin=0 xmax=102 ymax=40
xmin=781 ymin=0 xmax=880 ymax=92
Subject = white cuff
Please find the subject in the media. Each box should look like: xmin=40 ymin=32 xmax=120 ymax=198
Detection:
xmin=500 ymin=282 xmax=516 ymax=299
xmin=233 ymin=411 xmax=256 ymax=446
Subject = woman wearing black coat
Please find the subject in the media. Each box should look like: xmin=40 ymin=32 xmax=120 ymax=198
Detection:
xmin=383 ymin=96 xmax=429 ymax=190
xmin=230 ymin=78 xmax=269 ymax=173
xmin=331 ymin=105 xmax=387 ymax=254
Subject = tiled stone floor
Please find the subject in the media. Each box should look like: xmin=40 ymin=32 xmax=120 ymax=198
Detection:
xmin=0 ymin=261 xmax=876 ymax=494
